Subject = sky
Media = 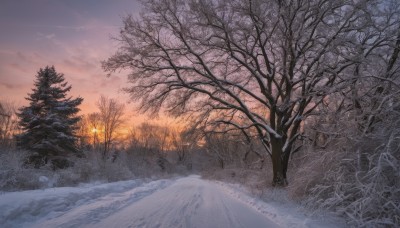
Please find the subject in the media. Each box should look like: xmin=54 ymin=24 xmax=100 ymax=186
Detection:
xmin=0 ymin=0 xmax=145 ymax=120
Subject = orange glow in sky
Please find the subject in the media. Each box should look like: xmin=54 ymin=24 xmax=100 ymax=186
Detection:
xmin=0 ymin=0 xmax=143 ymax=119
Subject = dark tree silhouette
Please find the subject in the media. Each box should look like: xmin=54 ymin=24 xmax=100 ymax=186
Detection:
xmin=17 ymin=66 xmax=83 ymax=168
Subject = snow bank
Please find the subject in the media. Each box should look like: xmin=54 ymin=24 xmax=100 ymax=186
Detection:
xmin=214 ymin=181 xmax=347 ymax=228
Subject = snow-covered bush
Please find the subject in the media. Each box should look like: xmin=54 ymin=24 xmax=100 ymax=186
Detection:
xmin=301 ymin=135 xmax=399 ymax=227
xmin=78 ymin=150 xmax=134 ymax=182
xmin=289 ymin=110 xmax=400 ymax=227
xmin=201 ymin=156 xmax=274 ymax=197
xmin=0 ymin=149 xmax=54 ymax=190
xmin=0 ymin=149 xmax=135 ymax=191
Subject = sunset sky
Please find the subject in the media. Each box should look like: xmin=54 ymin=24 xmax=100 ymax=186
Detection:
xmin=0 ymin=0 xmax=146 ymax=121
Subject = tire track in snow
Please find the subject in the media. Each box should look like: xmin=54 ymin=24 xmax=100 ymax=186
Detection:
xmin=31 ymin=179 xmax=172 ymax=228
xmin=81 ymin=175 xmax=280 ymax=228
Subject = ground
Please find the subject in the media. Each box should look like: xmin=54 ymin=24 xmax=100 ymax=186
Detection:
xmin=0 ymin=175 xmax=346 ymax=228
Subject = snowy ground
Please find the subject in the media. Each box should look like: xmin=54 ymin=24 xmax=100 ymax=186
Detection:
xmin=0 ymin=175 xmax=346 ymax=228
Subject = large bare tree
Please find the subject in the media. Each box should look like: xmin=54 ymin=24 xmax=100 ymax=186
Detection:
xmin=103 ymin=0 xmax=397 ymax=185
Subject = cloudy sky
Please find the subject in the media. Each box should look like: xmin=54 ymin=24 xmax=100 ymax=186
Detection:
xmin=0 ymin=0 xmax=142 ymax=116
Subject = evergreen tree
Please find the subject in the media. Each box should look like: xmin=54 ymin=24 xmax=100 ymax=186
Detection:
xmin=17 ymin=66 xmax=83 ymax=167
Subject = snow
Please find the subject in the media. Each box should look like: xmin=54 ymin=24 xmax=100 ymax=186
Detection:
xmin=38 ymin=176 xmax=49 ymax=183
xmin=0 ymin=176 xmax=346 ymax=228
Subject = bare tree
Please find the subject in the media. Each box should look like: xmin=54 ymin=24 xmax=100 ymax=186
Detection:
xmin=103 ymin=0 xmax=395 ymax=186
xmin=170 ymin=127 xmax=197 ymax=164
xmin=133 ymin=123 xmax=171 ymax=153
xmin=97 ymin=96 xmax=125 ymax=158
xmin=76 ymin=114 xmax=90 ymax=149
xmin=87 ymin=112 xmax=102 ymax=149
xmin=75 ymin=113 xmax=103 ymax=150
xmin=0 ymin=100 xmax=19 ymax=148
xmin=126 ymin=122 xmax=173 ymax=171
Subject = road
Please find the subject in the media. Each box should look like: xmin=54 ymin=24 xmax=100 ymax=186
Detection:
xmin=32 ymin=176 xmax=279 ymax=228
xmin=1 ymin=175 xmax=345 ymax=228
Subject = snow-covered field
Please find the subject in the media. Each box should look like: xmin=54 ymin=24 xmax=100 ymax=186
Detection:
xmin=0 ymin=175 xmax=345 ymax=228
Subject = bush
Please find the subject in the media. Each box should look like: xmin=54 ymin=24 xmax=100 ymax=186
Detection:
xmin=289 ymin=123 xmax=400 ymax=227
xmin=0 ymin=149 xmax=135 ymax=191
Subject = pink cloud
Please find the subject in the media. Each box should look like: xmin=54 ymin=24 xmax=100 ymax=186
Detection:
xmin=0 ymin=5 xmax=138 ymax=116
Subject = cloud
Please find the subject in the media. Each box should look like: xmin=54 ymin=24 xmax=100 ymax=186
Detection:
xmin=63 ymin=58 xmax=96 ymax=72
xmin=0 ymin=0 xmax=138 ymax=114
xmin=53 ymin=25 xmax=118 ymax=32
xmin=54 ymin=25 xmax=88 ymax=31
xmin=11 ymin=52 xmax=42 ymax=66
xmin=36 ymin=32 xmax=56 ymax=40
xmin=9 ymin=63 xmax=28 ymax=73
xmin=45 ymin=33 xmax=56 ymax=39
xmin=0 ymin=82 xmax=25 ymax=89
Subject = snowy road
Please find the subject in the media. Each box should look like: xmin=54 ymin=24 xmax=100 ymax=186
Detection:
xmin=0 ymin=175 xmax=344 ymax=228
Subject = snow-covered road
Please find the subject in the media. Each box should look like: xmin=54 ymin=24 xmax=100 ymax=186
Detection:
xmin=0 ymin=175 xmax=344 ymax=228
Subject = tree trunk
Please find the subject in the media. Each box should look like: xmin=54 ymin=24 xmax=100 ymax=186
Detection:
xmin=270 ymin=137 xmax=288 ymax=187
xmin=219 ymin=157 xmax=224 ymax=169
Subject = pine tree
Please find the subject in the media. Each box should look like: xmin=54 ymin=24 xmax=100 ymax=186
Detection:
xmin=17 ymin=66 xmax=83 ymax=168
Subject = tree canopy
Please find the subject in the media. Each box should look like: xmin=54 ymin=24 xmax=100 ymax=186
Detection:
xmin=103 ymin=0 xmax=400 ymax=185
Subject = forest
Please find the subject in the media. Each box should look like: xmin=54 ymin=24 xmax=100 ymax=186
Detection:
xmin=1 ymin=0 xmax=399 ymax=227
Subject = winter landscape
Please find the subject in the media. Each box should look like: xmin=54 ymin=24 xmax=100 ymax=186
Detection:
xmin=1 ymin=0 xmax=399 ymax=227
